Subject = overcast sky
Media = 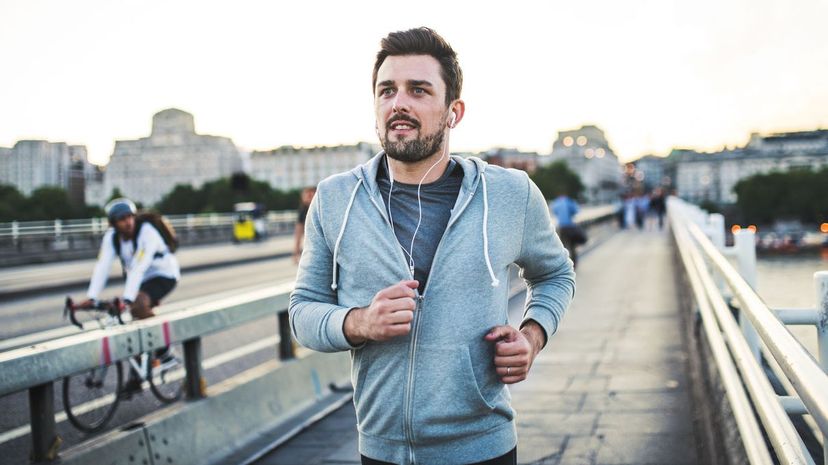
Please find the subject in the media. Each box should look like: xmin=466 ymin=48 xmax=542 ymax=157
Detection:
xmin=1 ymin=0 xmax=827 ymax=164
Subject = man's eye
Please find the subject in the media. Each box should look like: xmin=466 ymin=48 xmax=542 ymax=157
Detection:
xmin=380 ymin=88 xmax=394 ymax=96
xmin=412 ymin=87 xmax=425 ymax=94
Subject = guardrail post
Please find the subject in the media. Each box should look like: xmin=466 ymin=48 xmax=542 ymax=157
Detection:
xmin=816 ymin=271 xmax=828 ymax=374
xmin=817 ymin=271 xmax=828 ymax=465
xmin=54 ymin=219 xmax=62 ymax=238
xmin=734 ymin=229 xmax=762 ymax=361
xmin=183 ymin=337 xmax=206 ymax=399
xmin=29 ymin=382 xmax=60 ymax=462
xmin=278 ymin=311 xmax=295 ymax=360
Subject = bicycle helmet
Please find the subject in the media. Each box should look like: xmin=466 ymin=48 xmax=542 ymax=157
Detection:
xmin=105 ymin=198 xmax=137 ymax=225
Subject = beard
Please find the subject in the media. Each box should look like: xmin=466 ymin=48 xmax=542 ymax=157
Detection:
xmin=380 ymin=121 xmax=445 ymax=163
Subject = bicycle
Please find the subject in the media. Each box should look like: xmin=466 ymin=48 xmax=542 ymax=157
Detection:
xmin=61 ymin=297 xmax=184 ymax=433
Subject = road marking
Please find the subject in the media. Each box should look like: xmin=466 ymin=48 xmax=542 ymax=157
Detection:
xmin=0 ymin=336 xmax=278 ymax=445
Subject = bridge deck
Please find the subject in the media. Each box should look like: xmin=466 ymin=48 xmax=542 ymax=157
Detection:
xmin=256 ymin=229 xmax=700 ymax=465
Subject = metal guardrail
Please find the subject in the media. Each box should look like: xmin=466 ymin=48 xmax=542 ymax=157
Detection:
xmin=0 ymin=282 xmax=295 ymax=462
xmin=0 ymin=211 xmax=298 ymax=240
xmin=670 ymin=197 xmax=828 ymax=465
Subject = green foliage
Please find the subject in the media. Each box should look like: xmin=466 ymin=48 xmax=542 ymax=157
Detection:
xmin=530 ymin=161 xmax=585 ymax=200
xmin=0 ymin=184 xmax=98 ymax=222
xmin=733 ymin=167 xmax=828 ymax=224
xmin=156 ymin=176 xmax=301 ymax=214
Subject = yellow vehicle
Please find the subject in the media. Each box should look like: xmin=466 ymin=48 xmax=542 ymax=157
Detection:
xmin=233 ymin=202 xmax=266 ymax=243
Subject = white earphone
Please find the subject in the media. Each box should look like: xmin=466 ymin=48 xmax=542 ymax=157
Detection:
xmin=384 ymin=108 xmax=456 ymax=279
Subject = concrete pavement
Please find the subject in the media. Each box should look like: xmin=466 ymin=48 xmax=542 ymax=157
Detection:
xmin=253 ymin=229 xmax=700 ymax=465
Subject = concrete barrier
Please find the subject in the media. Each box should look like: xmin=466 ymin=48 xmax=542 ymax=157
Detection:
xmin=59 ymin=351 xmax=350 ymax=465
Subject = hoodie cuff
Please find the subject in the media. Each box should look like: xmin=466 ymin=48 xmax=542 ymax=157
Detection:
xmin=330 ymin=306 xmax=366 ymax=351
xmin=520 ymin=310 xmax=557 ymax=348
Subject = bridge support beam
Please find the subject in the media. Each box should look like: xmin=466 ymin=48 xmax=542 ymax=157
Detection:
xmin=183 ymin=338 xmax=206 ymax=400
xmin=29 ymin=382 xmax=60 ymax=462
xmin=278 ymin=311 xmax=295 ymax=360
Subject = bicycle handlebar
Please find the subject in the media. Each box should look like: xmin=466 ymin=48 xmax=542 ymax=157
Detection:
xmin=64 ymin=297 xmax=126 ymax=329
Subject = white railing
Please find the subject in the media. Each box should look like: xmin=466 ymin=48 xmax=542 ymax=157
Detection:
xmin=0 ymin=211 xmax=298 ymax=240
xmin=670 ymin=197 xmax=828 ymax=465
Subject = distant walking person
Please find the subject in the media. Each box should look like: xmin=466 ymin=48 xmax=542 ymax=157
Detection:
xmin=290 ymin=27 xmax=575 ymax=465
xmin=293 ymin=186 xmax=317 ymax=264
xmin=649 ymin=188 xmax=666 ymax=230
xmin=82 ymin=198 xmax=181 ymax=394
xmin=551 ymin=191 xmax=583 ymax=267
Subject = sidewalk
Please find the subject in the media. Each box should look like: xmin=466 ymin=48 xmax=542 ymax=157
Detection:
xmin=257 ymin=229 xmax=699 ymax=465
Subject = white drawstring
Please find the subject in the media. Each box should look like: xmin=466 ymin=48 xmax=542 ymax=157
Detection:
xmin=331 ymin=179 xmax=362 ymax=290
xmin=480 ymin=173 xmax=500 ymax=287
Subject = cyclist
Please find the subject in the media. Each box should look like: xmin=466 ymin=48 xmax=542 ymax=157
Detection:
xmin=80 ymin=198 xmax=181 ymax=395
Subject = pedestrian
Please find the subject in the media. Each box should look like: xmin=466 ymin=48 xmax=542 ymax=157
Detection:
xmin=550 ymin=190 xmax=583 ymax=267
xmin=289 ymin=27 xmax=575 ymax=465
xmin=293 ymin=186 xmax=316 ymax=264
xmin=649 ymin=188 xmax=666 ymax=230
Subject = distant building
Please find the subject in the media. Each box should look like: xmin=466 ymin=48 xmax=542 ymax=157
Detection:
xmin=482 ymin=148 xmax=540 ymax=173
xmin=548 ymin=125 xmax=623 ymax=204
xmin=0 ymin=140 xmax=92 ymax=204
xmin=674 ymin=129 xmax=828 ymax=204
xmin=249 ymin=143 xmax=376 ymax=191
xmin=631 ymin=154 xmax=673 ymax=191
xmin=105 ymin=108 xmax=242 ymax=206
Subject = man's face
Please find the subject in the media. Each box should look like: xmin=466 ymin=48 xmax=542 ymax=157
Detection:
xmin=374 ymin=55 xmax=452 ymax=163
xmin=114 ymin=215 xmax=135 ymax=238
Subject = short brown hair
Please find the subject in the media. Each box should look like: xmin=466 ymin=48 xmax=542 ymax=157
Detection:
xmin=372 ymin=27 xmax=463 ymax=106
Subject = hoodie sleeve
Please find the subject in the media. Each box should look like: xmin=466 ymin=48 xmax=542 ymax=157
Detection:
xmin=515 ymin=174 xmax=576 ymax=345
xmin=289 ymin=189 xmax=363 ymax=353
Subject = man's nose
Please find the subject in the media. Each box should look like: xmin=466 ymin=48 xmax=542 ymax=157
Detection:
xmin=391 ymin=92 xmax=412 ymax=114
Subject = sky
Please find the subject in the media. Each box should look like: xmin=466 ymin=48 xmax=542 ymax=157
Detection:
xmin=1 ymin=0 xmax=827 ymax=165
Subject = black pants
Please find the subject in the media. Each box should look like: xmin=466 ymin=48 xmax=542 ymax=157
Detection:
xmin=361 ymin=447 xmax=516 ymax=465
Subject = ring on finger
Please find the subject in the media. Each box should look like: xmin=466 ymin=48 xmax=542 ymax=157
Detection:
xmin=507 ymin=366 xmax=511 ymax=375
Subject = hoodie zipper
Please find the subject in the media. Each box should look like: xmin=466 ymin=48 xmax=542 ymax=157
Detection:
xmin=363 ymin=173 xmax=480 ymax=465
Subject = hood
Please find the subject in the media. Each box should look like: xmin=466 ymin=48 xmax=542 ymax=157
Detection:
xmin=329 ymin=151 xmax=500 ymax=291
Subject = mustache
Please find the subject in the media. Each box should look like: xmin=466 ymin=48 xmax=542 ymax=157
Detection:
xmin=385 ymin=115 xmax=421 ymax=130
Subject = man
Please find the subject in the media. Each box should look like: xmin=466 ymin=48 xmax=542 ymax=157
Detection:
xmin=83 ymin=198 xmax=181 ymax=394
xmin=550 ymin=191 xmax=583 ymax=267
xmin=290 ymin=27 xmax=575 ymax=465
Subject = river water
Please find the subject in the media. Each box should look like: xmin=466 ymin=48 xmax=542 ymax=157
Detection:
xmin=754 ymin=253 xmax=828 ymax=358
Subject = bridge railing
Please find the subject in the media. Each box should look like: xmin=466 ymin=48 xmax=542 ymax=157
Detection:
xmin=0 ymin=283 xmax=296 ymax=462
xmin=669 ymin=197 xmax=828 ymax=465
xmin=0 ymin=211 xmax=298 ymax=240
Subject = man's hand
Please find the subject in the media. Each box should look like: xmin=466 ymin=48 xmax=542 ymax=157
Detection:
xmin=343 ymin=280 xmax=419 ymax=345
xmin=484 ymin=322 xmax=545 ymax=384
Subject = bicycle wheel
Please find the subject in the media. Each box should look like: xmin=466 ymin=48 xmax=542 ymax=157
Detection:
xmin=148 ymin=353 xmax=184 ymax=403
xmin=63 ymin=361 xmax=123 ymax=433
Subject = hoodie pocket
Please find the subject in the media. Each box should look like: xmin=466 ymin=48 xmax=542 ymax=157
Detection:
xmin=354 ymin=343 xmax=407 ymax=442
xmin=411 ymin=344 xmax=502 ymax=443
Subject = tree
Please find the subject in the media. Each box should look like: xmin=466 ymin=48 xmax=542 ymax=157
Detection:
xmin=156 ymin=177 xmax=301 ymax=214
xmin=0 ymin=184 xmax=26 ymax=222
xmin=530 ymin=161 xmax=585 ymax=201
xmin=734 ymin=167 xmax=828 ymax=225
xmin=25 ymin=187 xmax=77 ymax=220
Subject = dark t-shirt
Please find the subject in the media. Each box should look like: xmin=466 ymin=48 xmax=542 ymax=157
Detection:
xmin=377 ymin=157 xmax=463 ymax=293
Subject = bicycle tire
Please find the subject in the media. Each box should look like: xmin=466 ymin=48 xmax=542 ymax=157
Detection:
xmin=148 ymin=354 xmax=184 ymax=403
xmin=63 ymin=361 xmax=123 ymax=433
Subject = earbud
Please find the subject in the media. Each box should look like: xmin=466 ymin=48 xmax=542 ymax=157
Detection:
xmin=448 ymin=112 xmax=457 ymax=128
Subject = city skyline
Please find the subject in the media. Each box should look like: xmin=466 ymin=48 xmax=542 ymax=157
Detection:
xmin=2 ymin=0 xmax=827 ymax=165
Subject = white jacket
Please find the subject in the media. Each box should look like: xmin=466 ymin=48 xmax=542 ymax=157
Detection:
xmin=87 ymin=223 xmax=180 ymax=301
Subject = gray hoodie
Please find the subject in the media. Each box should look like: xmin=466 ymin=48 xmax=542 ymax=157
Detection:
xmin=289 ymin=153 xmax=575 ymax=465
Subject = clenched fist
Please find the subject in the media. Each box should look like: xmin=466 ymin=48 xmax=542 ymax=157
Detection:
xmin=344 ymin=280 xmax=419 ymax=345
